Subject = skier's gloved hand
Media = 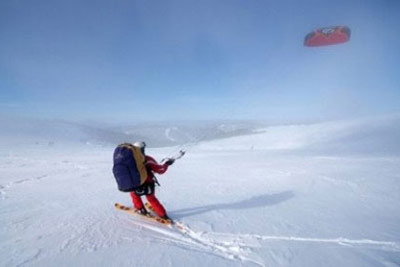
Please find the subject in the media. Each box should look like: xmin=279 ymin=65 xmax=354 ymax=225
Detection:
xmin=164 ymin=158 xmax=175 ymax=166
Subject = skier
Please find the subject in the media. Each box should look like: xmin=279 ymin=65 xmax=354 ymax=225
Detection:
xmin=130 ymin=141 xmax=174 ymax=220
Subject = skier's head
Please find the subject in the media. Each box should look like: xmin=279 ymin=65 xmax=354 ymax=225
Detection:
xmin=133 ymin=141 xmax=146 ymax=154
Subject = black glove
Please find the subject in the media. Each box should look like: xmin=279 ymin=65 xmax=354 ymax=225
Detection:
xmin=164 ymin=158 xmax=175 ymax=166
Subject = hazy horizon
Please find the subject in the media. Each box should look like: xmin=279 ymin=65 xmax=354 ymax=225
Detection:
xmin=1 ymin=0 xmax=400 ymax=122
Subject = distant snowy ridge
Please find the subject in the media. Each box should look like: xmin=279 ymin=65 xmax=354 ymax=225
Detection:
xmin=1 ymin=114 xmax=399 ymax=156
xmin=0 ymin=116 xmax=258 ymax=147
xmin=165 ymin=127 xmax=178 ymax=142
xmin=197 ymin=115 xmax=400 ymax=156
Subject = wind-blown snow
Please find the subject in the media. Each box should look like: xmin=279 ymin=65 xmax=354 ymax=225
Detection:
xmin=1 ymin=115 xmax=399 ymax=266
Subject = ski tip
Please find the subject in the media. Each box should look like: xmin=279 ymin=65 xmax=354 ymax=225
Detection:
xmin=114 ymin=203 xmax=131 ymax=211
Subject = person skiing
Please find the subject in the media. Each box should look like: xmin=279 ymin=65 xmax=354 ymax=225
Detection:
xmin=130 ymin=141 xmax=174 ymax=220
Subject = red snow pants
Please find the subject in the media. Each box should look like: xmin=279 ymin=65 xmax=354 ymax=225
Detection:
xmin=130 ymin=192 xmax=166 ymax=217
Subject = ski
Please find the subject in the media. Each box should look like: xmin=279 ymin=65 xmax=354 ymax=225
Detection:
xmin=144 ymin=202 xmax=187 ymax=230
xmin=114 ymin=203 xmax=172 ymax=226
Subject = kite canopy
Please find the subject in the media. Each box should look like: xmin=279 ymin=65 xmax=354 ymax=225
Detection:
xmin=304 ymin=26 xmax=351 ymax=47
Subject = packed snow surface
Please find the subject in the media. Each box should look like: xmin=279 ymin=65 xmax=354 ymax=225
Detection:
xmin=1 ymin=116 xmax=400 ymax=266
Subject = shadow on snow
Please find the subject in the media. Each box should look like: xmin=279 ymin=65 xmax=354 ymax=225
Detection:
xmin=171 ymin=191 xmax=295 ymax=219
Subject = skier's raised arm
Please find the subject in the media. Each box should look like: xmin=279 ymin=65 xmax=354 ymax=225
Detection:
xmin=145 ymin=155 xmax=174 ymax=174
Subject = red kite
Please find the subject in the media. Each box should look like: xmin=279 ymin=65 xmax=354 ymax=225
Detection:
xmin=304 ymin=26 xmax=351 ymax=47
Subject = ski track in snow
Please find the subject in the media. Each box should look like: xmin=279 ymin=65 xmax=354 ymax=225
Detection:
xmin=124 ymin=217 xmax=265 ymax=266
xmin=250 ymin=235 xmax=399 ymax=251
xmin=122 ymin=215 xmax=400 ymax=267
xmin=0 ymin=175 xmax=48 ymax=199
xmin=0 ymin=156 xmax=91 ymax=199
xmin=15 ymin=249 xmax=42 ymax=267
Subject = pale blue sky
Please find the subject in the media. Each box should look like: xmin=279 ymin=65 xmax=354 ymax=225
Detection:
xmin=1 ymin=0 xmax=399 ymax=122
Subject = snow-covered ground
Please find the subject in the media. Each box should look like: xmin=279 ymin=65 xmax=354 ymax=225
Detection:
xmin=1 ymin=116 xmax=400 ymax=266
